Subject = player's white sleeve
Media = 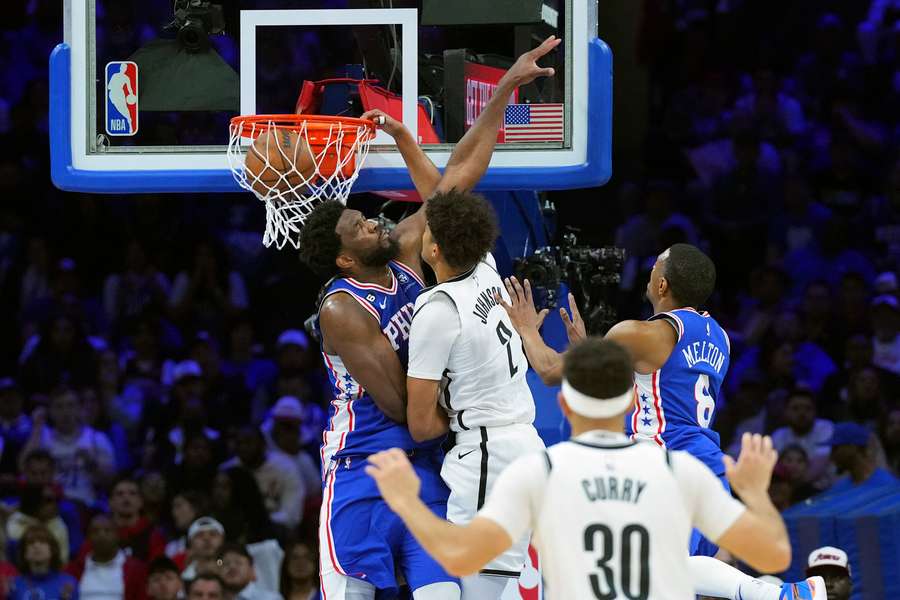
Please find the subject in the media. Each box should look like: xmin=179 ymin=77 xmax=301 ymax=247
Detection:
xmin=476 ymin=452 xmax=547 ymax=542
xmin=407 ymin=292 xmax=461 ymax=380
xmin=671 ymin=452 xmax=746 ymax=542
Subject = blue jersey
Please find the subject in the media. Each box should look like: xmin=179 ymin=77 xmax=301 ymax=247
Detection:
xmin=316 ymin=261 xmax=440 ymax=466
xmin=626 ymin=308 xmax=731 ymax=474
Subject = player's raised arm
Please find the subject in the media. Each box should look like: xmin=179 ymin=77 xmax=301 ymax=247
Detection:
xmin=319 ymin=293 xmax=407 ymax=423
xmin=435 ymin=35 xmax=560 ymax=194
xmin=360 ymin=109 xmax=442 ymax=202
xmin=379 ymin=36 xmax=561 ymax=268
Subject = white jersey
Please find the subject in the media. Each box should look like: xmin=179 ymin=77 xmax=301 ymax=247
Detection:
xmin=478 ymin=431 xmax=746 ymax=600
xmin=408 ymin=254 xmax=534 ymax=432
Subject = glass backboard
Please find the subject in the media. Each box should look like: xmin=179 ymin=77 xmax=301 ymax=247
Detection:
xmin=52 ymin=0 xmax=611 ymax=194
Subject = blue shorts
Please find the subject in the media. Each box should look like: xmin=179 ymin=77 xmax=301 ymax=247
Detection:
xmin=319 ymin=450 xmax=457 ymax=595
xmin=689 ymin=470 xmax=731 ymax=557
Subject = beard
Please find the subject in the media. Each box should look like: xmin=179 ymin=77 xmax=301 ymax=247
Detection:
xmin=358 ymin=235 xmax=400 ymax=268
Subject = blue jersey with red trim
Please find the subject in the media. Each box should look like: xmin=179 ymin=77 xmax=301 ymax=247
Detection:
xmin=316 ymin=261 xmax=441 ymax=464
xmin=625 ymin=308 xmax=731 ymax=474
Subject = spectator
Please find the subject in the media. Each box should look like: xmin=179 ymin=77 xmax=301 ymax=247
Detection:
xmin=211 ymin=469 xmax=281 ymax=546
xmin=8 ymin=525 xmax=78 ymax=600
xmin=106 ymin=477 xmax=167 ymax=562
xmin=0 ymin=378 xmax=30 ymax=482
xmin=148 ymin=361 xmax=220 ymax=469
xmin=67 ymin=514 xmax=148 ymax=600
xmin=733 ymin=266 xmax=788 ymax=347
xmin=95 ymin=348 xmax=143 ymax=445
xmin=180 ymin=518 xmax=225 ymax=583
xmin=251 ymin=330 xmax=319 ymax=425
xmin=222 ymin=315 xmax=277 ymax=397
xmin=767 ymin=469 xmax=794 ymax=512
xmin=767 ymin=175 xmax=832 ymax=258
xmin=732 ymin=66 xmax=807 ymax=141
xmin=186 ymin=573 xmax=225 ymax=600
xmin=19 ymin=388 xmax=115 ymax=507
xmin=217 ymin=544 xmax=280 ymax=600
xmin=806 ymin=546 xmax=852 ymax=600
xmin=262 ymin=397 xmax=321 ymax=497
xmin=80 ymin=385 xmax=131 ymax=475
xmin=146 ymin=557 xmax=183 ymax=600
xmin=138 ymin=472 xmax=168 ymax=528
xmin=165 ymin=434 xmax=220 ymax=496
xmin=279 ymin=540 xmax=318 ymax=600
xmin=16 ymin=450 xmax=83 ymax=557
xmin=165 ymin=492 xmax=209 ymax=559
xmin=221 ymin=429 xmax=305 ymax=530
xmin=19 ymin=315 xmax=97 ymax=396
xmin=187 ymin=333 xmax=250 ymax=430
xmin=881 ymin=408 xmax=900 ymax=476
xmin=776 ymin=445 xmax=819 ymax=502
xmin=770 ymin=388 xmax=834 ymax=481
xmin=871 ymin=294 xmax=900 ymax=374
xmin=121 ymin=315 xmax=166 ymax=384
xmin=0 ymin=540 xmax=18 ymax=600
xmin=5 ymin=484 xmax=69 ymax=564
xmin=826 ymin=422 xmax=899 ymax=493
xmin=18 ymin=237 xmax=52 ymax=316
xmin=102 ymin=240 xmax=170 ymax=336
xmin=168 ymin=240 xmax=248 ymax=335
xmin=721 ymin=371 xmax=770 ymax=458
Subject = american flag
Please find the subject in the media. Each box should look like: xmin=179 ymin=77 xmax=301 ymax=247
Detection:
xmin=503 ymin=103 xmax=564 ymax=142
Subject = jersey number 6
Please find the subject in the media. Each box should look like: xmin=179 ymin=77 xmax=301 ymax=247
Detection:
xmin=694 ymin=374 xmax=714 ymax=428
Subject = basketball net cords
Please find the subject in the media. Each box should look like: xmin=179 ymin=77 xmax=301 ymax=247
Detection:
xmin=227 ymin=119 xmax=373 ymax=250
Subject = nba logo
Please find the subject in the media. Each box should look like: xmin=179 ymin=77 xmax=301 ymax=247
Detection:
xmin=105 ymin=61 xmax=139 ymax=136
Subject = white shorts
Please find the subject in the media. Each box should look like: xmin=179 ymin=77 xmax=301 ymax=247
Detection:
xmin=441 ymin=423 xmax=545 ymax=575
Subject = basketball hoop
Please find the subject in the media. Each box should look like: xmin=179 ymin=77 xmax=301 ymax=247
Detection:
xmin=227 ymin=114 xmax=377 ymax=249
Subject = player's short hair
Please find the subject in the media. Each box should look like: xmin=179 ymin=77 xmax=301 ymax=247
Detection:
xmin=662 ymin=243 xmax=716 ymax=308
xmin=563 ymin=338 xmax=633 ymax=400
xmin=426 ymin=190 xmax=498 ymax=270
xmin=298 ymin=200 xmax=345 ymax=279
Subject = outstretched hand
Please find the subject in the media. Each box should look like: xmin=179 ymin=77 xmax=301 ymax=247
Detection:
xmin=503 ymin=35 xmax=562 ymax=88
xmin=495 ymin=277 xmax=549 ymax=334
xmin=560 ymin=292 xmax=587 ymax=344
xmin=361 ymin=108 xmax=408 ymax=139
xmin=723 ymin=433 xmax=778 ymax=501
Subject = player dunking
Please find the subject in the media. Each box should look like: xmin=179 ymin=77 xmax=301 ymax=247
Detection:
xmin=498 ymin=244 xmax=827 ymax=600
xmin=297 ymin=37 xmax=560 ymax=600
xmin=365 ymin=338 xmax=792 ymax=600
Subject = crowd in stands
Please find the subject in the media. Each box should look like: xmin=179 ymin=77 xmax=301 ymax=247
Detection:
xmin=0 ymin=1 xmax=899 ymax=598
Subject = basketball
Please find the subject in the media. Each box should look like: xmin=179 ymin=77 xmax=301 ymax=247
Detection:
xmin=126 ymin=94 xmax=137 ymax=105
xmin=243 ymin=129 xmax=316 ymax=197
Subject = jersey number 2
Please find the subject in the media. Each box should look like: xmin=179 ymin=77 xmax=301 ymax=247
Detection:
xmin=584 ymin=523 xmax=649 ymax=600
xmin=694 ymin=374 xmax=714 ymax=428
xmin=496 ymin=321 xmax=518 ymax=378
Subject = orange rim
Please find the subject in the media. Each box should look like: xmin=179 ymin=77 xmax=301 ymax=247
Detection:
xmin=230 ymin=114 xmax=376 ymax=139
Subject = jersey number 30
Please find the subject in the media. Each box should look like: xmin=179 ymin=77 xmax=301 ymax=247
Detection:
xmin=584 ymin=523 xmax=649 ymax=600
xmin=694 ymin=374 xmax=714 ymax=428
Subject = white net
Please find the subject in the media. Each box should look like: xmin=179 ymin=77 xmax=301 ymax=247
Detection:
xmin=227 ymin=116 xmax=375 ymax=250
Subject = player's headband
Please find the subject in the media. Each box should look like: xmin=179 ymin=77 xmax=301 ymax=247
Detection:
xmin=561 ymin=379 xmax=634 ymax=418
